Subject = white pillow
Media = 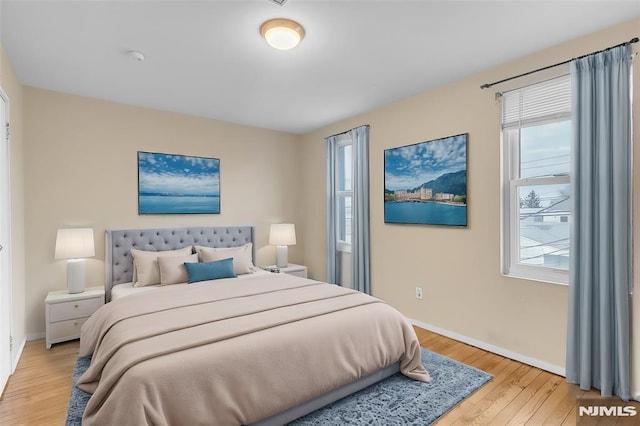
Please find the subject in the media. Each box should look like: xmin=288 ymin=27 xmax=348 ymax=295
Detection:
xmin=131 ymin=246 xmax=193 ymax=287
xmin=158 ymin=253 xmax=198 ymax=286
xmin=195 ymin=243 xmax=254 ymax=275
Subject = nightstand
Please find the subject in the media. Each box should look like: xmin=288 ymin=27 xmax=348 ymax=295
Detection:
xmin=271 ymin=263 xmax=308 ymax=278
xmin=45 ymin=286 xmax=105 ymax=349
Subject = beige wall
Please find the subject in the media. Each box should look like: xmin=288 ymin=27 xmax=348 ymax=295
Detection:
xmin=300 ymin=18 xmax=640 ymax=372
xmin=23 ymin=88 xmax=302 ymax=335
xmin=0 ymin=43 xmax=26 ymax=365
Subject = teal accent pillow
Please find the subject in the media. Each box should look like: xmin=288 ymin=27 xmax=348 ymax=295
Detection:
xmin=184 ymin=258 xmax=237 ymax=284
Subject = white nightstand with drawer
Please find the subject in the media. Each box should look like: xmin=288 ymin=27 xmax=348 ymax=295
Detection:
xmin=270 ymin=263 xmax=308 ymax=278
xmin=45 ymin=286 xmax=105 ymax=349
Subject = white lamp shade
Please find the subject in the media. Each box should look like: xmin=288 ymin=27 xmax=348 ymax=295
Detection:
xmin=269 ymin=224 xmax=296 ymax=246
xmin=55 ymin=228 xmax=95 ymax=260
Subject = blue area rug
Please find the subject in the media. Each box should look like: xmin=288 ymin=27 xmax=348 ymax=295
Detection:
xmin=66 ymin=349 xmax=492 ymax=425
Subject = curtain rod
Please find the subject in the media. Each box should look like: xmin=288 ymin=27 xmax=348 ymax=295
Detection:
xmin=326 ymin=129 xmax=350 ymax=139
xmin=326 ymin=124 xmax=370 ymax=140
xmin=480 ymin=37 xmax=638 ymax=90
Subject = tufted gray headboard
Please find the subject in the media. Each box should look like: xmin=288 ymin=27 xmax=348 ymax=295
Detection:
xmin=105 ymin=226 xmax=255 ymax=302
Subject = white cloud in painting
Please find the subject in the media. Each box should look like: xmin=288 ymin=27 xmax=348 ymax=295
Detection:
xmin=384 ymin=134 xmax=466 ymax=191
xmin=138 ymin=152 xmax=220 ymax=196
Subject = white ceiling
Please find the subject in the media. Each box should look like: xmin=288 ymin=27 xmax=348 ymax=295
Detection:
xmin=1 ymin=1 xmax=639 ymax=134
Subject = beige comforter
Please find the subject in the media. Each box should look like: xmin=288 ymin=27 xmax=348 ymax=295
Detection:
xmin=78 ymin=273 xmax=430 ymax=425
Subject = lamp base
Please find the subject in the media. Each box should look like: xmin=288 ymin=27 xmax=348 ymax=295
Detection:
xmin=275 ymin=245 xmax=288 ymax=268
xmin=67 ymin=259 xmax=86 ymax=294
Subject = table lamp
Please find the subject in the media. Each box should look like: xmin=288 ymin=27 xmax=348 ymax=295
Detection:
xmin=55 ymin=228 xmax=95 ymax=293
xmin=269 ymin=224 xmax=296 ymax=268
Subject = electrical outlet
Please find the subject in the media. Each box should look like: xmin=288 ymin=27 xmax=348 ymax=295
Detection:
xmin=415 ymin=287 xmax=423 ymax=300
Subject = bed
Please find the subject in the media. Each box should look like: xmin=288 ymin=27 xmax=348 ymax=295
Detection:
xmin=77 ymin=226 xmax=430 ymax=425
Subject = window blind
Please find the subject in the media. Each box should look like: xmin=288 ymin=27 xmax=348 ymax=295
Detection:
xmin=501 ymin=74 xmax=571 ymax=128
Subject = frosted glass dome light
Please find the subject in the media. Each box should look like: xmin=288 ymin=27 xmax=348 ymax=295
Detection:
xmin=260 ymin=18 xmax=305 ymax=50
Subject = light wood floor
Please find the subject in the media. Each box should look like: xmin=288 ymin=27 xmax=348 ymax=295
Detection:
xmin=1 ymin=327 xmax=638 ymax=425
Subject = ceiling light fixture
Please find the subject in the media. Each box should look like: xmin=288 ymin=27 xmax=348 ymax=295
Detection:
xmin=260 ymin=18 xmax=305 ymax=50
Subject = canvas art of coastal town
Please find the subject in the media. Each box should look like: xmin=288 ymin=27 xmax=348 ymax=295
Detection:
xmin=384 ymin=134 xmax=467 ymax=226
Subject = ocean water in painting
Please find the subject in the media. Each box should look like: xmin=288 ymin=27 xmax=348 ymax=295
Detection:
xmin=385 ymin=202 xmax=466 ymax=226
xmin=139 ymin=195 xmax=220 ymax=214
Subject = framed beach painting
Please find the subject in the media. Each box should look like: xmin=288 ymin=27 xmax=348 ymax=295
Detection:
xmin=138 ymin=151 xmax=220 ymax=214
xmin=384 ymin=133 xmax=467 ymax=226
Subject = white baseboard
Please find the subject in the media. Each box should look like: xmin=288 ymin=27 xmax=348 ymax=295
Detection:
xmin=26 ymin=332 xmax=45 ymax=341
xmin=11 ymin=332 xmax=50 ymax=376
xmin=411 ymin=318 xmax=566 ymax=377
xmin=11 ymin=337 xmax=26 ymax=373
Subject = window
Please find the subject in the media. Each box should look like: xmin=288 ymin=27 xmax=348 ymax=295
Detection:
xmin=336 ymin=137 xmax=352 ymax=251
xmin=326 ymin=125 xmax=370 ymax=291
xmin=501 ymin=75 xmax=571 ymax=284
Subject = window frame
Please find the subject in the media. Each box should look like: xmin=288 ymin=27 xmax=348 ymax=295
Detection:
xmin=501 ymin=94 xmax=571 ymax=286
xmin=335 ymin=135 xmax=353 ymax=253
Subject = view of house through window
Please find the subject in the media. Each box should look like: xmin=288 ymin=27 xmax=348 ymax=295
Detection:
xmin=501 ymin=75 xmax=571 ymax=283
xmin=518 ymin=121 xmax=571 ymax=269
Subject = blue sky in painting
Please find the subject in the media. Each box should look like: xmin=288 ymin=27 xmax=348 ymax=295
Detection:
xmin=384 ymin=134 xmax=466 ymax=191
xmin=138 ymin=152 xmax=219 ymax=196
